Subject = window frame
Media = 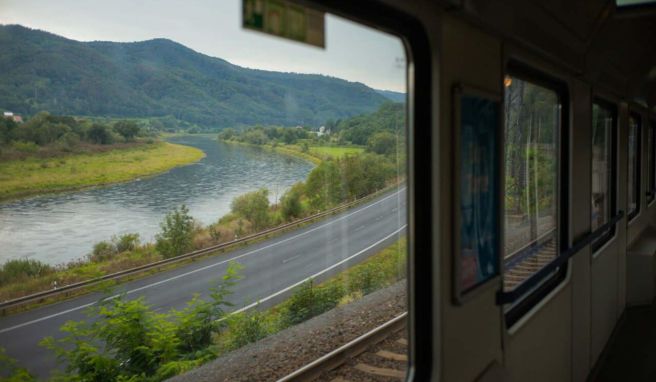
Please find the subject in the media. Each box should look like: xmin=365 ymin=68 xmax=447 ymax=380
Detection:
xmin=502 ymin=61 xmax=570 ymax=328
xmin=648 ymin=117 xmax=656 ymax=206
xmin=590 ymin=98 xmax=618 ymax=253
xmin=627 ymin=111 xmax=642 ymax=221
xmin=310 ymin=1 xmax=434 ymax=380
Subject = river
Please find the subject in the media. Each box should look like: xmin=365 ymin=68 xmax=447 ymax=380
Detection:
xmin=0 ymin=136 xmax=314 ymax=265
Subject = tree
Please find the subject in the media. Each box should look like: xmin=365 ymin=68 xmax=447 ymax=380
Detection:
xmin=280 ymin=182 xmax=305 ymax=221
xmin=156 ymin=205 xmax=195 ymax=258
xmin=113 ymin=121 xmax=140 ymax=141
xmin=87 ymin=123 xmax=114 ymax=145
xmin=305 ymin=161 xmax=344 ymax=211
xmin=230 ymin=189 xmax=270 ymax=231
xmin=367 ymin=131 xmax=397 ymax=156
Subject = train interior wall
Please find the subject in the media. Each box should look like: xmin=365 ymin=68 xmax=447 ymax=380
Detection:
xmin=377 ymin=0 xmax=656 ymax=380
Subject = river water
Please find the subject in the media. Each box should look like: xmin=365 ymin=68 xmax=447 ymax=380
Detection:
xmin=0 ymin=136 xmax=314 ymax=265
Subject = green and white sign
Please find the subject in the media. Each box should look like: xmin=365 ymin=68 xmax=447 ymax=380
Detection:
xmin=243 ymin=0 xmax=325 ymax=48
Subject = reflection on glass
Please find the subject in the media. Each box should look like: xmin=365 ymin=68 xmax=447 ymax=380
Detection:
xmin=628 ymin=115 xmax=640 ymax=218
xmin=503 ymin=77 xmax=560 ymax=291
xmin=591 ymin=103 xmax=614 ymax=234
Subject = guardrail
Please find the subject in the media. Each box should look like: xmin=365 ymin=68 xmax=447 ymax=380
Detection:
xmin=0 ymin=184 xmax=405 ymax=313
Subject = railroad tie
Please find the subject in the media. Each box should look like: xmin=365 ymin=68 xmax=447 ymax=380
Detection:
xmin=396 ymin=338 xmax=408 ymax=346
xmin=354 ymin=363 xmax=405 ymax=379
xmin=330 ymin=378 xmax=351 ymax=382
xmin=376 ymin=350 xmax=408 ymax=362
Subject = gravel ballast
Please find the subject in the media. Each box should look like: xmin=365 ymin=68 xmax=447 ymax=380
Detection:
xmin=169 ymin=281 xmax=407 ymax=382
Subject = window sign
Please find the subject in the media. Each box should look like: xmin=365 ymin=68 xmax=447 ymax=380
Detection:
xmin=454 ymin=86 xmax=502 ymax=302
xmin=243 ymin=0 xmax=325 ymax=48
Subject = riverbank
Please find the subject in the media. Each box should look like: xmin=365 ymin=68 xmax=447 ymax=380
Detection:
xmin=0 ymin=141 xmax=205 ymax=201
xmin=219 ymin=139 xmax=364 ymax=165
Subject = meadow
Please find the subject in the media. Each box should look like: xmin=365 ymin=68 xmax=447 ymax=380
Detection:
xmin=0 ymin=141 xmax=204 ymax=201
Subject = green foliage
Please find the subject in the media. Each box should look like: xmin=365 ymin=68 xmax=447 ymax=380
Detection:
xmin=336 ymin=102 xmax=405 ymax=146
xmin=0 ymin=348 xmax=35 ymax=382
xmin=87 ymin=124 xmax=114 ymax=145
xmin=283 ymin=280 xmax=344 ymax=326
xmin=90 ymin=241 xmax=115 ymax=262
xmin=156 ymin=205 xmax=195 ymax=258
xmin=114 ymin=121 xmax=141 ymax=141
xmin=224 ymin=310 xmax=271 ymax=350
xmin=0 ymin=258 xmax=54 ymax=286
xmin=366 ymin=131 xmax=398 ymax=156
xmin=230 ymin=189 xmax=270 ymax=231
xmin=0 ymin=25 xmax=387 ymax=128
xmin=113 ymin=233 xmax=141 ymax=253
xmin=305 ymin=161 xmax=344 ymax=211
xmin=280 ymin=182 xmax=305 ymax=221
xmin=40 ymin=262 xmax=241 ymax=382
xmin=10 ymin=141 xmax=38 ymax=153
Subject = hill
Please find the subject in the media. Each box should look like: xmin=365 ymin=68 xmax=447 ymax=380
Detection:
xmin=0 ymin=25 xmax=389 ymax=129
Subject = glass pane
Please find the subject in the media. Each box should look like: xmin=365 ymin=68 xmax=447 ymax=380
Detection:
xmin=628 ymin=115 xmax=640 ymax=218
xmin=591 ymin=103 xmax=614 ymax=233
xmin=503 ymin=76 xmax=560 ymax=291
xmin=647 ymin=124 xmax=654 ymax=203
xmin=0 ymin=3 xmax=409 ymax=381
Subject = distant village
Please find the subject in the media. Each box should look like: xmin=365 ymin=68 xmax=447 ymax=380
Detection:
xmin=3 ymin=111 xmax=23 ymax=123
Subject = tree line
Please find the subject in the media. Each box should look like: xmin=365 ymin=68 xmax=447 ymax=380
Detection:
xmin=0 ymin=112 xmax=147 ymax=158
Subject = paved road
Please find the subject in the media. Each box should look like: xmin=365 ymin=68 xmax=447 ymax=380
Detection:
xmin=0 ymin=188 xmax=407 ymax=379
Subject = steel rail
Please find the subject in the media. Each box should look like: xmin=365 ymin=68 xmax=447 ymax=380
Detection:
xmin=276 ymin=312 xmax=408 ymax=382
xmin=0 ymin=185 xmax=404 ymax=312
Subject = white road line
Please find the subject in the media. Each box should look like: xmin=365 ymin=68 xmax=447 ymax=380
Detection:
xmin=282 ymin=255 xmax=300 ymax=264
xmin=0 ymin=188 xmax=406 ymax=334
xmin=231 ymin=225 xmax=406 ymax=315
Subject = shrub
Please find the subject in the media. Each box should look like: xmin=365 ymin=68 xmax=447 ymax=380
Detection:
xmin=40 ymin=262 xmax=241 ymax=382
xmin=112 ymin=233 xmax=140 ymax=253
xmin=230 ymin=189 xmax=270 ymax=231
xmin=348 ymin=261 xmax=386 ymax=295
xmin=225 ymin=310 xmax=270 ymax=350
xmin=89 ymin=241 xmax=116 ymax=262
xmin=11 ymin=141 xmax=38 ymax=153
xmin=280 ymin=182 xmax=305 ymax=221
xmin=156 ymin=205 xmax=195 ymax=258
xmin=283 ymin=280 xmax=344 ymax=326
xmin=0 ymin=258 xmax=54 ymax=286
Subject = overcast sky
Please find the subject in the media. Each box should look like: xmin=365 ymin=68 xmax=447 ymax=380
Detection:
xmin=0 ymin=0 xmax=406 ymax=92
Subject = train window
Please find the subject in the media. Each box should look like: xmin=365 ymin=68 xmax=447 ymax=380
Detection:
xmin=628 ymin=113 xmax=641 ymax=220
xmin=0 ymin=2 xmax=417 ymax=381
xmin=591 ymin=101 xmax=617 ymax=251
xmin=502 ymin=73 xmax=562 ymax=312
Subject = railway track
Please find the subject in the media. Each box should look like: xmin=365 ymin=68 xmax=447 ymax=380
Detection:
xmin=278 ymin=313 xmax=408 ymax=382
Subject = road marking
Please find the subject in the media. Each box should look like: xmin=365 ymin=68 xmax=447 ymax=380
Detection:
xmin=230 ymin=225 xmax=406 ymax=315
xmin=282 ymin=255 xmax=300 ymax=264
xmin=0 ymin=188 xmax=406 ymax=334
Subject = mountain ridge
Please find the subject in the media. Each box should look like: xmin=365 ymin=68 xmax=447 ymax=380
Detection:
xmin=0 ymin=24 xmax=389 ymax=128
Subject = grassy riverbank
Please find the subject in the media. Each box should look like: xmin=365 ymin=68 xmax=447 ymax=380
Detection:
xmin=220 ymin=139 xmax=364 ymax=165
xmin=0 ymin=141 xmax=204 ymax=201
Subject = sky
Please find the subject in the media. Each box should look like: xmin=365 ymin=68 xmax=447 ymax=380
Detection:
xmin=0 ymin=0 xmax=407 ymax=92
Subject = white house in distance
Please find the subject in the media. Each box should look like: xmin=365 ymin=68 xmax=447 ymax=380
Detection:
xmin=3 ymin=111 xmax=23 ymax=123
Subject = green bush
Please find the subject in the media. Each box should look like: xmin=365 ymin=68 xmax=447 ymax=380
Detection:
xmin=40 ymin=262 xmax=241 ymax=382
xmin=225 ymin=310 xmax=270 ymax=350
xmin=0 ymin=258 xmax=54 ymax=286
xmin=230 ymin=189 xmax=270 ymax=231
xmin=283 ymin=280 xmax=344 ymax=326
xmin=348 ymin=261 xmax=386 ymax=295
xmin=113 ymin=233 xmax=140 ymax=253
xmin=11 ymin=141 xmax=38 ymax=153
xmin=89 ymin=241 xmax=116 ymax=262
xmin=156 ymin=205 xmax=195 ymax=258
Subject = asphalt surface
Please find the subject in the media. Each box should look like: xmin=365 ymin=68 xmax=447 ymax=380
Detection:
xmin=0 ymin=187 xmax=407 ymax=379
